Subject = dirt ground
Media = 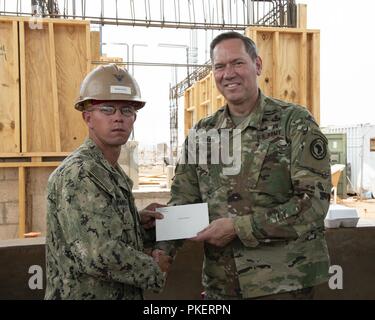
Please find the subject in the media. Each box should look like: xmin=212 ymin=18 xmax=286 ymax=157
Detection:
xmin=338 ymin=198 xmax=375 ymax=220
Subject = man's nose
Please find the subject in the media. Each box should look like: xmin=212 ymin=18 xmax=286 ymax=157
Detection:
xmin=223 ymin=64 xmax=236 ymax=79
xmin=113 ymin=108 xmax=125 ymax=121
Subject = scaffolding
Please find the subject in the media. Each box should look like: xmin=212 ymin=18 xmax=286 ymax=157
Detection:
xmin=0 ymin=0 xmax=296 ymax=29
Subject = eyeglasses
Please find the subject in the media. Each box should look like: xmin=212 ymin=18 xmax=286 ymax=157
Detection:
xmin=86 ymin=105 xmax=137 ymax=117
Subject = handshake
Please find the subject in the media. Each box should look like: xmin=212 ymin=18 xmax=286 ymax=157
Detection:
xmin=140 ymin=202 xmax=173 ymax=274
xmin=151 ymin=249 xmax=173 ymax=273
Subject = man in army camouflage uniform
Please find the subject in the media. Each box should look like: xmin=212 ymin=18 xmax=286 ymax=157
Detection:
xmin=45 ymin=64 xmax=172 ymax=300
xmin=160 ymin=31 xmax=332 ymax=299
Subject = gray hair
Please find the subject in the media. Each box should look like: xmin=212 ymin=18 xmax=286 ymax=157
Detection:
xmin=210 ymin=31 xmax=258 ymax=61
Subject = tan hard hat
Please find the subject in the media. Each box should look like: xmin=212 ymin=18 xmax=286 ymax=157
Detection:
xmin=74 ymin=64 xmax=146 ymax=111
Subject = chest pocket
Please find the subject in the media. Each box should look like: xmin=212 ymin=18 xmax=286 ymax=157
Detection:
xmin=196 ymin=163 xmax=224 ymax=199
xmin=253 ymin=138 xmax=292 ymax=196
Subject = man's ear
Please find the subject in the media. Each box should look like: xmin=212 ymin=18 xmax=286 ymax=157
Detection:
xmin=82 ymin=111 xmax=92 ymax=128
xmin=255 ymin=56 xmax=262 ymax=76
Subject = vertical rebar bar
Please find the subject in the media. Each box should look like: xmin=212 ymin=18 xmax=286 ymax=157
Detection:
xmin=115 ymin=0 xmax=118 ymax=25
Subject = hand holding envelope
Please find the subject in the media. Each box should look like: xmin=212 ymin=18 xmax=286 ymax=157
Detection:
xmin=155 ymin=203 xmax=210 ymax=241
xmin=190 ymin=217 xmax=236 ymax=247
xmin=139 ymin=202 xmax=166 ymax=229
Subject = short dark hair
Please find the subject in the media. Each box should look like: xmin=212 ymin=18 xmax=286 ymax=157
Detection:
xmin=210 ymin=31 xmax=258 ymax=61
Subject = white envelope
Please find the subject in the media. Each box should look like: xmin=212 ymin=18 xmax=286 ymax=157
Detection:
xmin=155 ymin=203 xmax=209 ymax=241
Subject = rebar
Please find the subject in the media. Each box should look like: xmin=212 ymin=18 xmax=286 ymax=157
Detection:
xmin=0 ymin=0 xmax=296 ymax=29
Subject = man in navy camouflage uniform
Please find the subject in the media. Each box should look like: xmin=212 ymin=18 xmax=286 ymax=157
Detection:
xmin=160 ymin=32 xmax=331 ymax=299
xmin=45 ymin=64 xmax=172 ymax=300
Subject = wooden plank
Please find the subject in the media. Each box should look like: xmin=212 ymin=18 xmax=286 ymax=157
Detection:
xmin=0 ymin=162 xmax=61 ymax=168
xmin=299 ymin=32 xmax=307 ymax=107
xmin=272 ymin=31 xmax=280 ymax=98
xmin=277 ymin=32 xmax=300 ymax=104
xmin=298 ymin=4 xmax=308 ymax=29
xmin=48 ymin=22 xmax=62 ymax=152
xmin=19 ymin=22 xmax=27 ymax=153
xmin=18 ymin=167 xmax=26 ymax=238
xmin=54 ymin=23 xmax=89 ymax=152
xmin=184 ymin=90 xmax=191 ymax=136
xmin=246 ymin=26 xmax=318 ymax=34
xmin=1 ymin=16 xmax=88 ymax=25
xmin=256 ymin=31 xmax=274 ymax=97
xmin=0 ymin=19 xmax=20 ymax=153
xmin=90 ymin=31 xmax=101 ymax=62
xmin=310 ymin=32 xmax=320 ymax=123
xmin=22 ymin=21 xmax=56 ymax=152
xmin=0 ymin=151 xmax=70 ymax=157
xmin=85 ymin=24 xmax=92 ymax=72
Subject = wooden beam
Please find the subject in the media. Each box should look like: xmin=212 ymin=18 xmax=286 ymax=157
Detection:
xmin=311 ymin=32 xmax=320 ymax=124
xmin=13 ymin=20 xmax=21 ymax=153
xmin=19 ymin=21 xmax=27 ymax=153
xmin=86 ymin=24 xmax=92 ymax=72
xmin=299 ymin=32 xmax=307 ymax=106
xmin=247 ymin=26 xmax=318 ymax=34
xmin=18 ymin=166 xmax=26 ymax=238
xmin=0 ymin=151 xmax=70 ymax=157
xmin=0 ymin=162 xmax=61 ymax=168
xmin=48 ymin=22 xmax=62 ymax=152
xmin=298 ymin=4 xmax=308 ymax=29
xmin=90 ymin=31 xmax=101 ymax=62
xmin=272 ymin=31 xmax=280 ymax=98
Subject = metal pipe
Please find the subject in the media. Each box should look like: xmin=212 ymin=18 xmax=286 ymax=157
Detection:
xmin=131 ymin=43 xmax=148 ymax=75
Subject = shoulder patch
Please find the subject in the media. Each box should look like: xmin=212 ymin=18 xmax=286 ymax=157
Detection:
xmin=310 ymin=137 xmax=327 ymax=160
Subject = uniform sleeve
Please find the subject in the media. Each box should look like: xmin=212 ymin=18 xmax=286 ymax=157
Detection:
xmin=233 ymin=109 xmax=332 ymax=247
xmin=53 ymin=166 xmax=165 ymax=291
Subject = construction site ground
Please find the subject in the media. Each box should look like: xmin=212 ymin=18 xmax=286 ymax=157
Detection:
xmin=339 ymin=198 xmax=375 ymax=220
xmin=138 ymin=164 xmax=168 ymax=190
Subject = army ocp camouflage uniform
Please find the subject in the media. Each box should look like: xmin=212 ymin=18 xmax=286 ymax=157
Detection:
xmin=45 ymin=138 xmax=165 ymax=299
xmin=163 ymin=91 xmax=332 ymax=299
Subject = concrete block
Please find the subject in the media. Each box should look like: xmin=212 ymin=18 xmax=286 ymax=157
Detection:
xmin=27 ymin=168 xmax=53 ymax=196
xmin=31 ymin=194 xmax=47 ymax=235
xmin=0 ymin=224 xmax=18 ymax=240
xmin=0 ymin=180 xmax=19 ymax=202
xmin=4 ymin=201 xmax=18 ymax=224
xmin=119 ymin=141 xmax=139 ymax=189
xmin=0 ymin=203 xmax=5 ymax=224
xmin=4 ymin=168 xmax=18 ymax=181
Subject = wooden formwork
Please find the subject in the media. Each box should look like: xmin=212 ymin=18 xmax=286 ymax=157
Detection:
xmin=184 ymin=26 xmax=320 ymax=133
xmin=0 ymin=17 xmax=91 ymax=155
xmin=245 ymin=26 xmax=320 ymax=123
xmin=19 ymin=18 xmax=91 ymax=153
xmin=0 ymin=17 xmax=93 ymax=238
xmin=183 ymin=82 xmax=199 ymax=136
xmin=0 ymin=19 xmax=20 ymax=153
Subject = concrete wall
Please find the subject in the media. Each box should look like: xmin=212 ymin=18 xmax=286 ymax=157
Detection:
xmin=0 ymin=168 xmax=20 ymax=240
xmin=1 ymin=227 xmax=375 ymax=300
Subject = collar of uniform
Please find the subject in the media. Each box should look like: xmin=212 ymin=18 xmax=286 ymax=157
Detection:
xmin=216 ymin=90 xmax=266 ymax=131
xmin=83 ymin=138 xmax=133 ymax=192
xmin=83 ymin=138 xmax=119 ymax=175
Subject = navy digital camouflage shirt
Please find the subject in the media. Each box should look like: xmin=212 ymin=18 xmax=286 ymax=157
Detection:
xmin=45 ymin=138 xmax=165 ymax=299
